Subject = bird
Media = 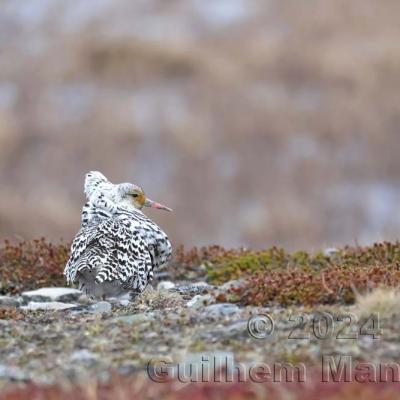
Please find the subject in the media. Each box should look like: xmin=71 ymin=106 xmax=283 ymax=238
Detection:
xmin=64 ymin=171 xmax=173 ymax=300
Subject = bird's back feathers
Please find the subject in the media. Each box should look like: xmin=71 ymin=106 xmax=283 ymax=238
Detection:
xmin=65 ymin=214 xmax=153 ymax=294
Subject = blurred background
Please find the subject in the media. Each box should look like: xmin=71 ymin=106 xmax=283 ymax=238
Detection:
xmin=0 ymin=0 xmax=400 ymax=250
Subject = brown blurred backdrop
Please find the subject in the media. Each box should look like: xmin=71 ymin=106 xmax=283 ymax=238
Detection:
xmin=1 ymin=0 xmax=400 ymax=250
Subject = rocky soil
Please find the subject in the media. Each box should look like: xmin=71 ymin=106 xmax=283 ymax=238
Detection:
xmin=0 ymin=279 xmax=399 ymax=390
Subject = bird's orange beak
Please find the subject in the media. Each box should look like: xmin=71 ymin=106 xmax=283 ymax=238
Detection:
xmin=144 ymin=198 xmax=173 ymax=212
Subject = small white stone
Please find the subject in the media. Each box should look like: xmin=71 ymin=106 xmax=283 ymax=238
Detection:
xmin=22 ymin=287 xmax=81 ymax=303
xmin=89 ymin=301 xmax=112 ymax=313
xmin=187 ymin=295 xmax=202 ymax=307
xmin=70 ymin=349 xmax=98 ymax=362
xmin=324 ymin=247 xmax=339 ymax=257
xmin=21 ymin=301 xmax=78 ymax=311
xmin=157 ymin=281 xmax=176 ymax=291
xmin=77 ymin=294 xmax=95 ymax=305
xmin=220 ymin=279 xmax=246 ymax=291
xmin=0 ymin=364 xmax=26 ymax=380
xmin=187 ymin=294 xmax=215 ymax=309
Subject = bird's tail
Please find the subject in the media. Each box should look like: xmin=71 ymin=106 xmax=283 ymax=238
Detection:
xmin=65 ymin=250 xmax=98 ymax=284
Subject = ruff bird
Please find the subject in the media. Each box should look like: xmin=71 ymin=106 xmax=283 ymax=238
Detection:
xmin=64 ymin=171 xmax=173 ymax=300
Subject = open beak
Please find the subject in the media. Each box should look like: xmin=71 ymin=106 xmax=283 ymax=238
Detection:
xmin=144 ymin=198 xmax=173 ymax=212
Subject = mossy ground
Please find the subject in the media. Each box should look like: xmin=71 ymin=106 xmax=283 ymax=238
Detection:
xmin=172 ymin=242 xmax=400 ymax=306
xmin=1 ymin=240 xmax=400 ymax=399
xmin=2 ymin=240 xmax=400 ymax=306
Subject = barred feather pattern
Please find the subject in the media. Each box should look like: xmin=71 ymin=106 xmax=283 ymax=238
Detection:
xmin=64 ymin=206 xmax=164 ymax=298
xmin=64 ymin=171 xmax=172 ymax=299
xmin=80 ymin=198 xmax=172 ymax=270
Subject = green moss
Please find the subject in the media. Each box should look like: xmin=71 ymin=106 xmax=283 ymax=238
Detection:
xmin=205 ymin=242 xmax=400 ymax=288
xmin=205 ymin=247 xmax=333 ymax=285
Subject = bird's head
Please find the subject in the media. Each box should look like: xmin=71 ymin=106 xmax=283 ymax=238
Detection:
xmin=120 ymin=184 xmax=172 ymax=212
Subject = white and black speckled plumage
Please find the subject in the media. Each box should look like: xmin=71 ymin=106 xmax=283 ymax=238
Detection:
xmin=64 ymin=171 xmax=172 ymax=299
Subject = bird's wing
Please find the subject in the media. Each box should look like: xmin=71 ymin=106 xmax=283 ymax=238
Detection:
xmin=64 ymin=222 xmax=102 ymax=282
xmin=112 ymin=208 xmax=173 ymax=269
xmin=64 ymin=217 xmax=153 ymax=291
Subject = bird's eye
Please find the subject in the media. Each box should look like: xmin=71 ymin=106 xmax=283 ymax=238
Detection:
xmin=131 ymin=193 xmax=139 ymax=198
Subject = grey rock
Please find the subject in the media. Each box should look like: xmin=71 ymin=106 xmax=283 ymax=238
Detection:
xmin=106 ymin=295 xmax=131 ymax=306
xmin=0 ymin=295 xmax=20 ymax=307
xmin=171 ymin=283 xmax=215 ymax=298
xmin=0 ymin=364 xmax=27 ymax=381
xmin=154 ymin=271 xmax=172 ymax=280
xmin=88 ymin=301 xmax=112 ymax=314
xmin=22 ymin=287 xmax=81 ymax=303
xmin=77 ymin=294 xmax=96 ymax=305
xmin=186 ymin=294 xmax=215 ymax=309
xmin=203 ymin=303 xmax=239 ymax=317
xmin=225 ymin=320 xmax=248 ymax=335
xmin=113 ymin=313 xmax=154 ymax=325
xmin=118 ymin=363 xmax=142 ymax=375
xmin=70 ymin=349 xmax=98 ymax=363
xmin=21 ymin=301 xmax=78 ymax=311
